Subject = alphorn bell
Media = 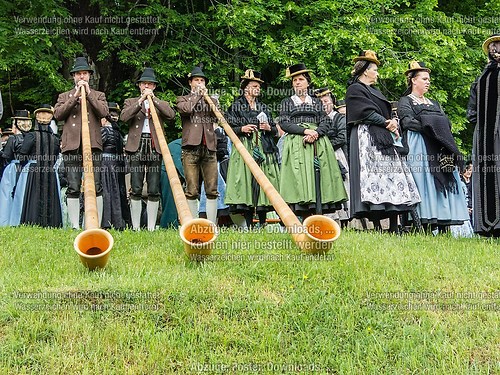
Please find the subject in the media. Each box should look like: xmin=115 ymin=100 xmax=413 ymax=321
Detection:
xmin=147 ymin=95 xmax=218 ymax=257
xmin=203 ymin=93 xmax=340 ymax=254
xmin=74 ymin=86 xmax=114 ymax=269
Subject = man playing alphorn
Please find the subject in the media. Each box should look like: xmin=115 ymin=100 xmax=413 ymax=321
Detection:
xmin=121 ymin=67 xmax=175 ymax=231
xmin=54 ymin=56 xmax=108 ymax=229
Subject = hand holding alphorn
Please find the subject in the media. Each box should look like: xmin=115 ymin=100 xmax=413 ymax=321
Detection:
xmin=80 ymin=86 xmax=99 ymax=229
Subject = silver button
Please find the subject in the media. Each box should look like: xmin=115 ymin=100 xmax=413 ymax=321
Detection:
xmin=73 ymin=115 xmax=76 ymax=118
xmin=72 ymin=124 xmax=75 ymax=127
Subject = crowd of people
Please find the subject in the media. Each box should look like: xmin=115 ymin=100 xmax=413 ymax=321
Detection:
xmin=1 ymin=33 xmax=499 ymax=237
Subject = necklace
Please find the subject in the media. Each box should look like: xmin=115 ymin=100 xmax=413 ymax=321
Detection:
xmin=409 ymin=93 xmax=429 ymax=105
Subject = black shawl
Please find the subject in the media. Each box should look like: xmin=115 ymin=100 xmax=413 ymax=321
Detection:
xmin=345 ymin=82 xmax=394 ymax=155
xmin=420 ymin=113 xmax=462 ymax=194
xmin=226 ymin=95 xmax=278 ymax=162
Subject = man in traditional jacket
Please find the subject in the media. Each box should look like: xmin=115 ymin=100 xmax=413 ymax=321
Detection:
xmin=176 ymin=64 xmax=219 ymax=224
xmin=121 ymin=67 xmax=175 ymax=231
xmin=54 ymin=56 xmax=108 ymax=229
xmin=467 ymin=34 xmax=500 ymax=236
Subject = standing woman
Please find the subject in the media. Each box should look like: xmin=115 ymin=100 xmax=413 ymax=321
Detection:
xmin=398 ymin=61 xmax=468 ymax=231
xmin=346 ymin=51 xmax=420 ymax=232
xmin=314 ymin=87 xmax=350 ymax=227
xmin=19 ymin=105 xmax=63 ymax=227
xmin=279 ymin=64 xmax=347 ymax=217
xmin=100 ymin=102 xmax=131 ymax=230
xmin=225 ymin=69 xmax=280 ymax=228
xmin=0 ymin=110 xmax=32 ymax=226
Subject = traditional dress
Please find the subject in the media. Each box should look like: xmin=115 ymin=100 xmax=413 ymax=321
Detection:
xmin=279 ymin=95 xmax=347 ymax=215
xmin=346 ymin=82 xmax=420 ymax=220
xmin=326 ymin=110 xmax=350 ymax=220
xmin=18 ymin=123 xmax=63 ymax=227
xmin=100 ymin=122 xmax=130 ymax=230
xmin=467 ymin=60 xmax=500 ymax=236
xmin=398 ymin=95 xmax=468 ymax=226
xmin=0 ymin=133 xmax=25 ymax=226
xmin=225 ymin=95 xmax=280 ymax=215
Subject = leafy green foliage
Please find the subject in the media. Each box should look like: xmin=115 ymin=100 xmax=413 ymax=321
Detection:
xmin=0 ymin=0 xmax=495 ymax=150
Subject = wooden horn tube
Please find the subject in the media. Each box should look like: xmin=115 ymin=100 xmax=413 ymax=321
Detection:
xmin=147 ymin=95 xmax=217 ymax=258
xmin=73 ymin=86 xmax=114 ymax=269
xmin=203 ymin=93 xmax=340 ymax=254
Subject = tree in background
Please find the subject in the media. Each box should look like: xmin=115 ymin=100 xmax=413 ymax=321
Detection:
xmin=0 ymin=0 xmax=498 ymax=151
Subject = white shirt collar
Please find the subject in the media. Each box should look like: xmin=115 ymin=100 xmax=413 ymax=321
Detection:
xmin=291 ymin=94 xmax=312 ymax=106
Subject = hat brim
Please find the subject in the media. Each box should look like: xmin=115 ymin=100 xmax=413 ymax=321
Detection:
xmin=482 ymin=36 xmax=500 ymax=55
xmin=137 ymin=79 xmax=159 ymax=84
xmin=240 ymin=76 xmax=264 ymax=84
xmin=286 ymin=69 xmax=312 ymax=79
xmin=314 ymin=89 xmax=331 ymax=97
xmin=34 ymin=108 xmax=54 ymax=115
xmin=70 ymin=67 xmax=94 ymax=74
xmin=404 ymin=67 xmax=431 ymax=76
xmin=188 ymin=75 xmax=209 ymax=84
xmin=353 ymin=57 xmax=380 ymax=66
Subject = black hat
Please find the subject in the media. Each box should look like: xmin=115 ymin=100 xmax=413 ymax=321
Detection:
xmin=335 ymin=99 xmax=346 ymax=109
xmin=313 ymin=87 xmax=332 ymax=98
xmin=34 ymin=104 xmax=54 ymax=115
xmin=482 ymin=34 xmax=500 ymax=55
xmin=2 ymin=127 xmax=13 ymax=136
xmin=70 ymin=56 xmax=94 ymax=74
xmin=107 ymin=102 xmax=121 ymax=112
xmin=12 ymin=110 xmax=31 ymax=119
xmin=240 ymin=69 xmax=264 ymax=83
xmin=137 ymin=67 xmax=158 ymax=84
xmin=353 ymin=50 xmax=380 ymax=66
xmin=285 ymin=63 xmax=312 ymax=79
xmin=188 ymin=64 xmax=209 ymax=84
xmin=405 ymin=61 xmax=431 ymax=76
xmin=12 ymin=110 xmax=32 ymax=132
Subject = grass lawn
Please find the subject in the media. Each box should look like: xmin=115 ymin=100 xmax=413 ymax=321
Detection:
xmin=1 ymin=225 xmax=500 ymax=374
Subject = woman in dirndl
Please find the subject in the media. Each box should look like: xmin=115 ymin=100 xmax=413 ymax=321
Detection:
xmin=346 ymin=51 xmax=420 ymax=233
xmin=18 ymin=104 xmax=63 ymax=227
xmin=398 ymin=61 xmax=469 ymax=232
xmin=278 ymin=63 xmax=347 ymax=218
xmin=225 ymin=69 xmax=280 ymax=228
xmin=0 ymin=110 xmax=32 ymax=226
xmin=100 ymin=102 xmax=131 ymax=230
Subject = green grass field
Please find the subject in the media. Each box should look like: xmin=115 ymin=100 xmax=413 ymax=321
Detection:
xmin=1 ymin=226 xmax=500 ymax=374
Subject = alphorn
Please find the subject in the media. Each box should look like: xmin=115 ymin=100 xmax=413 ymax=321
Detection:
xmin=203 ymin=93 xmax=340 ymax=253
xmin=74 ymin=86 xmax=114 ymax=269
xmin=147 ymin=95 xmax=218 ymax=257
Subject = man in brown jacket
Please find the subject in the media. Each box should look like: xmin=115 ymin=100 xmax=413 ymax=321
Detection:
xmin=177 ymin=65 xmax=219 ymax=224
xmin=121 ymin=67 xmax=175 ymax=231
xmin=54 ymin=56 xmax=108 ymax=229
